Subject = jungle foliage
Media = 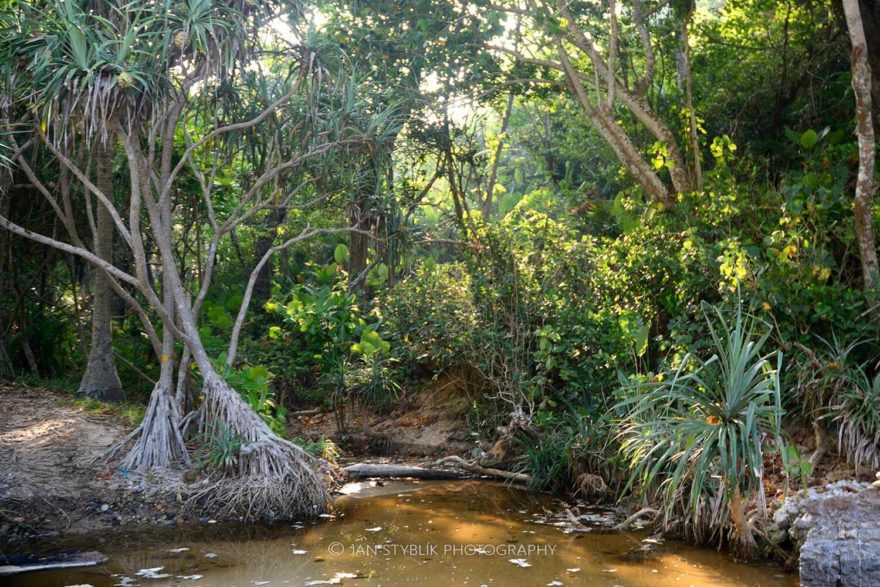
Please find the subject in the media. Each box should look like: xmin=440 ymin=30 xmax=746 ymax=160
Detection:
xmin=1 ymin=0 xmax=878 ymax=549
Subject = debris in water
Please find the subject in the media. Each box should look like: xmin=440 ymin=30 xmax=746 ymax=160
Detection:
xmin=291 ymin=550 xmax=307 ymax=555
xmin=167 ymin=547 xmax=189 ymax=553
xmin=508 ymin=558 xmax=532 ymax=568
xmin=365 ymin=527 xmax=382 ymax=532
xmin=204 ymin=552 xmax=219 ymax=558
xmin=135 ymin=567 xmax=172 ymax=579
xmin=177 ymin=575 xmax=203 ymax=581
xmin=566 ymin=568 xmax=581 ymax=573
xmin=304 ymin=572 xmax=359 ymax=585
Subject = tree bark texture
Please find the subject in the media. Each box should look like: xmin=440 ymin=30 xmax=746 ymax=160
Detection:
xmin=78 ymin=139 xmax=123 ymax=401
xmin=842 ymin=0 xmax=879 ymax=292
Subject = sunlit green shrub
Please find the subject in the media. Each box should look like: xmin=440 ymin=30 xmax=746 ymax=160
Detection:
xmin=381 ymin=261 xmax=477 ymax=368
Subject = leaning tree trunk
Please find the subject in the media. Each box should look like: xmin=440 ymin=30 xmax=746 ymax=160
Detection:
xmin=78 ymin=140 xmax=123 ymax=401
xmin=147 ymin=191 xmax=328 ymax=519
xmin=113 ymin=257 xmax=189 ymax=471
xmin=842 ymin=0 xmax=879 ymax=293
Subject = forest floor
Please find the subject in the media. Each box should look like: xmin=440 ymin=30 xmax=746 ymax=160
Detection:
xmin=0 ymin=383 xmax=189 ymax=547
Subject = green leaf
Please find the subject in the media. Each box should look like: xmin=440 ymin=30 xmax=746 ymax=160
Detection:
xmin=334 ymin=244 xmax=350 ymax=264
xmin=800 ymin=129 xmax=818 ymax=149
xmin=784 ymin=127 xmax=802 ymax=146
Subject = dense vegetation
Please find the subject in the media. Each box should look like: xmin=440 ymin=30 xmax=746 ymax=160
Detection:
xmin=1 ymin=0 xmax=878 ymax=556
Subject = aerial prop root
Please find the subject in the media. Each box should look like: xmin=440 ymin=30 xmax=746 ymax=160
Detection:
xmin=184 ymin=372 xmax=328 ymax=521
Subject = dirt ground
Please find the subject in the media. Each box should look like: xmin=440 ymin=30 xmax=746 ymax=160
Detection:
xmin=0 ymin=384 xmax=190 ymax=546
xmin=289 ymin=371 xmax=479 ymax=459
xmin=0 ymin=375 xmax=481 ymax=547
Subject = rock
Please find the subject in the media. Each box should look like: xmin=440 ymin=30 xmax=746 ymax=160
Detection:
xmin=798 ymin=487 xmax=880 ymax=586
xmin=766 ymin=479 xmax=872 ymax=548
xmin=467 ymin=446 xmax=486 ymax=460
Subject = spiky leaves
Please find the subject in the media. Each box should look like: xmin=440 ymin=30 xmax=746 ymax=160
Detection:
xmin=616 ymin=303 xmax=786 ymax=551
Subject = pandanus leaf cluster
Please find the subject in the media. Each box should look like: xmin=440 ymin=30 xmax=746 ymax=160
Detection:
xmin=616 ymin=302 xmax=787 ymax=544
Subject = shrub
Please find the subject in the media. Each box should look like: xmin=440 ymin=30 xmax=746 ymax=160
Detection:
xmin=832 ymin=364 xmax=880 ymax=474
xmin=616 ymin=302 xmax=786 ymax=555
xmin=381 ymin=262 xmax=477 ymax=369
xmin=197 ymin=424 xmax=248 ymax=475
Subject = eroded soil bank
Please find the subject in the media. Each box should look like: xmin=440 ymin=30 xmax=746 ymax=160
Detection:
xmin=0 ymin=384 xmax=190 ymax=544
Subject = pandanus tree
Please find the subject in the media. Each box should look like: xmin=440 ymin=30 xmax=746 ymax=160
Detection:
xmin=0 ymin=0 xmax=395 ymax=518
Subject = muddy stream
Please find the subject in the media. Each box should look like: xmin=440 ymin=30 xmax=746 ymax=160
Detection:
xmin=4 ymin=480 xmax=798 ymax=586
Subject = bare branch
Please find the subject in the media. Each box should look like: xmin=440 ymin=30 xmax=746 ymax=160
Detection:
xmin=37 ymin=128 xmax=133 ymax=246
xmin=226 ymin=226 xmax=375 ymax=366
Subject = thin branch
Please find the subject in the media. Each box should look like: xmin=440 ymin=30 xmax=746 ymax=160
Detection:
xmin=226 ymin=226 xmax=375 ymax=366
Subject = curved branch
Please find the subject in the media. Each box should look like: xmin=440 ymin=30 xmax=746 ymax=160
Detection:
xmin=225 ymin=226 xmax=374 ymax=366
xmin=0 ymin=214 xmax=139 ymax=287
xmin=37 ymin=128 xmax=133 ymax=246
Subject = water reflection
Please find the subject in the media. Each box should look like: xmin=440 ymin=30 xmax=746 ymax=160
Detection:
xmin=5 ymin=480 xmax=798 ymax=586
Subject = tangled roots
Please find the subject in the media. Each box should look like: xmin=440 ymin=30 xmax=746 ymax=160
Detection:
xmin=107 ymin=379 xmax=189 ymax=471
xmin=185 ymin=372 xmax=328 ymax=521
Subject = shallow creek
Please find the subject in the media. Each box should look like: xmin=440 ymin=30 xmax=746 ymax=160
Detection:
xmin=6 ymin=480 xmax=798 ymax=586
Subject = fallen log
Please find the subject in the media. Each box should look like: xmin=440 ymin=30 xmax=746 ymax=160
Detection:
xmin=344 ymin=463 xmax=472 ymax=480
xmin=0 ymin=551 xmax=107 ymax=576
xmin=433 ymin=455 xmax=532 ymax=484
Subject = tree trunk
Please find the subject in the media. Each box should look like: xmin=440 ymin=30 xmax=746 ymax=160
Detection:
xmin=483 ymin=92 xmax=515 ymax=220
xmin=676 ymin=15 xmax=703 ymax=192
xmin=0 ymin=173 xmax=11 ymax=377
xmin=252 ymin=206 xmax=287 ymax=307
xmin=133 ymin=131 xmax=329 ymax=517
xmin=842 ymin=0 xmax=880 ymax=292
xmin=348 ymin=203 xmax=368 ymax=287
xmin=78 ymin=140 xmax=123 ymax=401
xmin=555 ymin=42 xmax=676 ymax=206
xmin=113 ymin=162 xmax=189 ymax=471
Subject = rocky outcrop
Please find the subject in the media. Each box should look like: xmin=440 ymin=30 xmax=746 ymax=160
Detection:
xmin=769 ymin=479 xmax=880 ymax=586
xmin=798 ymin=488 xmax=880 ymax=586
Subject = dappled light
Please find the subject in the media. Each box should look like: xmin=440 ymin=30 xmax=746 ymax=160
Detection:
xmin=1 ymin=0 xmax=878 ymax=585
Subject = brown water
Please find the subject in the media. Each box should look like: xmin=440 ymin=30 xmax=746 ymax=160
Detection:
xmin=4 ymin=480 xmax=798 ymax=587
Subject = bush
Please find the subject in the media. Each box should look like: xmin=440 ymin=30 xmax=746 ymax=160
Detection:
xmin=616 ymin=302 xmax=786 ymax=554
xmin=381 ymin=261 xmax=477 ymax=369
xmin=832 ymin=363 xmax=880 ymax=474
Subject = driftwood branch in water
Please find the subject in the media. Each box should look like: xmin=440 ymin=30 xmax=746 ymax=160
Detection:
xmin=344 ymin=456 xmax=532 ymax=484
xmin=343 ymin=463 xmax=472 ymax=480
xmin=614 ymin=507 xmax=659 ymax=531
xmin=0 ymin=551 xmax=107 ymax=576
xmin=433 ymin=455 xmax=532 ymax=484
